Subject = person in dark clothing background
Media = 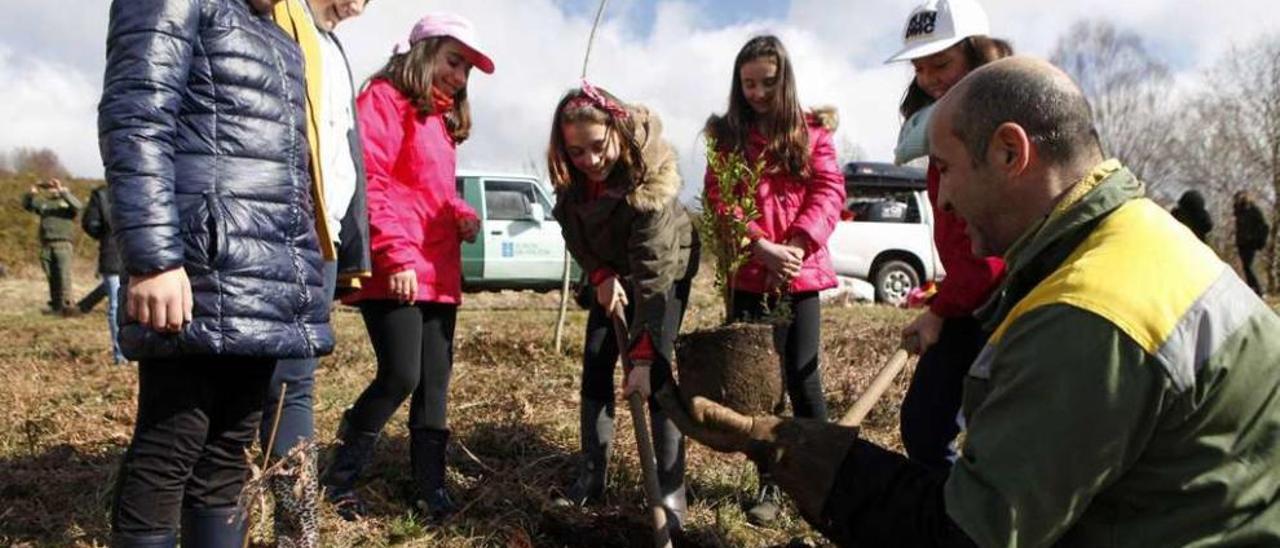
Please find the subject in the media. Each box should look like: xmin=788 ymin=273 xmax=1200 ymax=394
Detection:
xmin=1171 ymin=189 xmax=1213 ymax=242
xmin=1234 ymin=190 xmax=1270 ymax=295
xmin=81 ymin=184 xmax=126 ymax=364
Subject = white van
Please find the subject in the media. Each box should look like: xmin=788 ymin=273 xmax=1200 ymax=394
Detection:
xmin=827 ymin=162 xmax=944 ymax=305
xmin=456 ymin=170 xmax=580 ymax=291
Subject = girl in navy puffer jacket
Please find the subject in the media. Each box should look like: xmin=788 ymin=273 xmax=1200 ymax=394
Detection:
xmin=98 ymin=0 xmax=330 ymax=545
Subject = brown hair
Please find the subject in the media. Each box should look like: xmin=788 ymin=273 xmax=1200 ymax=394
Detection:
xmin=899 ymin=36 xmax=1014 ymax=119
xmin=371 ymin=37 xmax=472 ymax=143
xmin=704 ymin=35 xmax=810 ymax=178
xmin=547 ymin=86 xmax=647 ymax=191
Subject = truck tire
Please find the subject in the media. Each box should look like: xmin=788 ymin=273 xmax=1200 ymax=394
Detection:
xmin=874 ymin=259 xmax=919 ymax=306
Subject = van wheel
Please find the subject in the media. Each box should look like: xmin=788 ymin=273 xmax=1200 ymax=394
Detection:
xmin=874 ymin=260 xmax=919 ymax=306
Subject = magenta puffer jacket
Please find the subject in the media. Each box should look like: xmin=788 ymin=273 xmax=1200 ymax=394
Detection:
xmin=704 ymin=112 xmax=845 ymax=295
xmin=344 ymin=79 xmax=477 ymax=306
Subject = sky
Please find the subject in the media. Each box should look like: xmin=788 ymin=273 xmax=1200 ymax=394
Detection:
xmin=1 ymin=0 xmax=1276 ymax=193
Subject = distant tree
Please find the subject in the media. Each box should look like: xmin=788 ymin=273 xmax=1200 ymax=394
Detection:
xmin=1051 ymin=19 xmax=1180 ymax=188
xmin=0 ymin=150 xmax=11 ymax=177
xmin=1193 ymin=35 xmax=1280 ymax=292
xmin=11 ymin=147 xmax=70 ymax=180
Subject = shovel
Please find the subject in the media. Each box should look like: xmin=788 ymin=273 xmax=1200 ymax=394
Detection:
xmin=610 ymin=308 xmax=673 ymax=548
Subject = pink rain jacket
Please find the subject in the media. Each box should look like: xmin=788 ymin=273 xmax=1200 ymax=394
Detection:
xmin=344 ymin=79 xmax=477 ymax=305
xmin=704 ymin=112 xmax=845 ymax=294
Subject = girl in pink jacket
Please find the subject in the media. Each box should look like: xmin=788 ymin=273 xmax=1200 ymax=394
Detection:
xmin=322 ymin=12 xmax=493 ymax=522
xmin=703 ymin=34 xmax=845 ymax=525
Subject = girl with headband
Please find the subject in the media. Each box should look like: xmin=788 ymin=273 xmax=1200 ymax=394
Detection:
xmin=547 ymin=82 xmax=699 ymax=535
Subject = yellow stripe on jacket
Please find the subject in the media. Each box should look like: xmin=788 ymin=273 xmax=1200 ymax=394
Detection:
xmin=272 ymin=0 xmax=336 ymax=260
xmin=991 ymin=199 xmax=1225 ymax=355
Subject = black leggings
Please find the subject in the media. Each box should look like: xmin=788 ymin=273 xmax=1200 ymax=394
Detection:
xmin=732 ymin=290 xmax=828 ymax=420
xmin=899 ymin=316 xmax=987 ymax=469
xmin=346 ymin=300 xmax=457 ymax=433
xmin=111 ymin=357 xmax=275 ymax=534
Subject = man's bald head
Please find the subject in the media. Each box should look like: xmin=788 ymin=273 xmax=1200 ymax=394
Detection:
xmin=937 ymin=56 xmax=1102 ymax=167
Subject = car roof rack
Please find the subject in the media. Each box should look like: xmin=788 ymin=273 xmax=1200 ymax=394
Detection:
xmin=843 ymin=162 xmax=927 ymax=190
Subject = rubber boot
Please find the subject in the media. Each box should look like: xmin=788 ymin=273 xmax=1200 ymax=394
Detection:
xmin=109 ymin=530 xmax=177 ymax=548
xmin=179 ymin=506 xmax=246 ymax=548
xmin=270 ymin=447 xmax=319 ymax=548
xmin=410 ymin=427 xmax=458 ymax=520
xmin=650 ymin=403 xmax=687 ymax=532
xmin=320 ymin=410 xmax=379 ymax=521
xmin=554 ymin=397 xmax=615 ymax=507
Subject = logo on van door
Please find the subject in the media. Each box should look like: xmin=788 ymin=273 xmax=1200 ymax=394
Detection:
xmin=501 ymin=242 xmax=514 ymax=257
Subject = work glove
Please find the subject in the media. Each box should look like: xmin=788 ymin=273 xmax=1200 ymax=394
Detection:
xmin=655 ymin=385 xmax=858 ymax=524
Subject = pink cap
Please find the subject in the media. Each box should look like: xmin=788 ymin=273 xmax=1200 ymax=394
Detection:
xmin=395 ymin=12 xmax=495 ymax=74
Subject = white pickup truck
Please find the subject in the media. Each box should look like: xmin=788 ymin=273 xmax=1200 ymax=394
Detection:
xmin=826 ymin=162 xmax=944 ymax=305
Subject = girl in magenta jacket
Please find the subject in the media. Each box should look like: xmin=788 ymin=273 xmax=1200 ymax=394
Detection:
xmin=322 ymin=12 xmax=493 ymax=522
xmin=703 ymin=34 xmax=845 ymax=525
xmin=885 ymin=0 xmax=1011 ymax=471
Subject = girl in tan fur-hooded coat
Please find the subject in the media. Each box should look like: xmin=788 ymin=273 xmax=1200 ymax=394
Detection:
xmin=547 ymin=82 xmax=699 ymax=534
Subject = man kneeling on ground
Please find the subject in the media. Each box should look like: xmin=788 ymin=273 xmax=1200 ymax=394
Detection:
xmin=660 ymin=56 xmax=1280 ymax=547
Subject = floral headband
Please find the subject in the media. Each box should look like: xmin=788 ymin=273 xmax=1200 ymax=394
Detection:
xmin=565 ymin=79 xmax=629 ymax=121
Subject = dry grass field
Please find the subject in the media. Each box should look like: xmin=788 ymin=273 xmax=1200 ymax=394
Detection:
xmin=0 ymin=265 xmax=918 ymax=547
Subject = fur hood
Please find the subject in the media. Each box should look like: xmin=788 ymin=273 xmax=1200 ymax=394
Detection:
xmin=627 ymin=106 xmax=682 ymax=213
xmin=808 ymin=105 xmax=839 ymax=132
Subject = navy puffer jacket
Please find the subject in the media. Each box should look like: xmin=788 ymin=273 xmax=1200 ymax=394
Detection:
xmin=98 ymin=0 xmax=333 ymax=360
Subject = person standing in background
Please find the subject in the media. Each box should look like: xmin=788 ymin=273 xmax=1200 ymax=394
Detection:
xmin=22 ymin=178 xmax=81 ymax=314
xmin=1171 ymin=189 xmax=1214 ymax=243
xmin=81 ymin=183 xmax=126 ymax=364
xmin=1234 ymin=189 xmax=1270 ymax=295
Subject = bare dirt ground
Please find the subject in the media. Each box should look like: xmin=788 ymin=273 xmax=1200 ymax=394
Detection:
xmin=0 ymin=268 xmax=921 ymax=547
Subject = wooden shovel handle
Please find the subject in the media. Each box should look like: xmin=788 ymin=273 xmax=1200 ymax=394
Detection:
xmin=611 ymin=309 xmax=672 ymax=548
xmin=838 ymin=348 xmax=913 ymax=427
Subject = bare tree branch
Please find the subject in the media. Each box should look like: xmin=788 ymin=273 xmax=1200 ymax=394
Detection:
xmin=1051 ymin=19 xmax=1180 ymax=188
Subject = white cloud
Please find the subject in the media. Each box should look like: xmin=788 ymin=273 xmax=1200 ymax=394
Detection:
xmin=0 ymin=46 xmax=102 ymax=177
xmin=0 ymin=0 xmax=1276 ymax=183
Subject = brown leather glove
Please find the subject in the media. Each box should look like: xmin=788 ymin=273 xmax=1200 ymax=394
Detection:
xmin=656 ymin=385 xmax=859 ymax=523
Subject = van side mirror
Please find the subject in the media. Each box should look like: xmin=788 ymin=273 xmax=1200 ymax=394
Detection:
xmin=525 ymin=202 xmax=545 ymax=225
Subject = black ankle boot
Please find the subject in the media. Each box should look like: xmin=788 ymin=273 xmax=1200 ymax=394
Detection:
xmin=110 ymin=530 xmax=177 ymax=548
xmin=410 ymin=427 xmax=458 ymax=520
xmin=320 ymin=410 xmax=379 ymax=521
xmin=651 ymin=404 xmax=688 ymax=531
xmin=554 ymin=397 xmax=615 ymax=507
xmin=179 ymin=506 xmax=245 ymax=548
